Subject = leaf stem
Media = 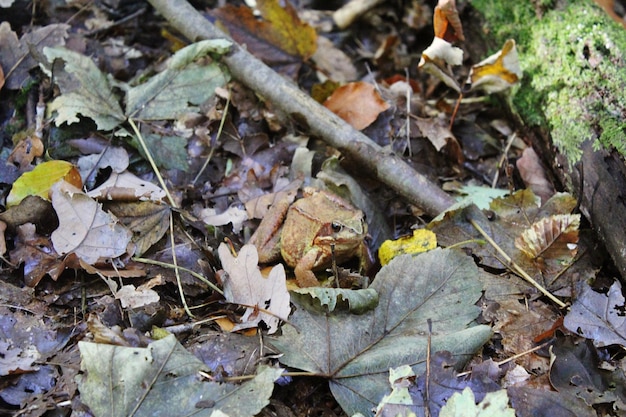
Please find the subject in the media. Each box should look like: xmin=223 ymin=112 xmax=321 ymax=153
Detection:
xmin=127 ymin=118 xmax=177 ymax=208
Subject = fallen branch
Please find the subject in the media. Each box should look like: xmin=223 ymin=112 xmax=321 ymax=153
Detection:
xmin=148 ymin=0 xmax=454 ymax=217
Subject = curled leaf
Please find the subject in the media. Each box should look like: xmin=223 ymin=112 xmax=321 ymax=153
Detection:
xmin=465 ymin=39 xmax=522 ymax=94
xmin=434 ymin=0 xmax=464 ymax=42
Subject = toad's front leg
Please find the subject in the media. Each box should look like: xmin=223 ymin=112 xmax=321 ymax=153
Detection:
xmin=294 ymin=248 xmax=322 ymax=287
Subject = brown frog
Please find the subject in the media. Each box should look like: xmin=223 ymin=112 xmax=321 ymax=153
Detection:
xmin=250 ymin=188 xmax=369 ymax=287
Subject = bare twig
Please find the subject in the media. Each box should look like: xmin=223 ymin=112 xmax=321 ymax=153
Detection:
xmin=148 ymin=0 xmax=455 ymax=217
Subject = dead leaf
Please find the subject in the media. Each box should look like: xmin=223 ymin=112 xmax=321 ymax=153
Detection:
xmin=77 ymin=146 xmax=130 ymax=186
xmin=434 ymin=0 xmax=464 ymax=42
xmin=9 ymin=223 xmax=68 ymax=287
xmin=270 ymin=249 xmax=492 ymax=415
xmin=514 ymin=213 xmax=580 ymax=269
xmin=87 ymin=171 xmax=166 ymax=202
xmin=418 ymin=37 xmax=463 ymax=92
xmin=7 ymin=135 xmax=44 ymax=171
xmin=323 ymin=82 xmax=390 ymax=130
xmin=564 ymin=281 xmax=626 ymax=347
xmin=104 ymin=201 xmax=170 ymax=257
xmin=312 ymin=36 xmax=357 ymax=83
xmin=0 ymin=22 xmax=69 ymax=89
xmin=516 ymin=147 xmax=555 ymax=204
xmin=218 ymin=243 xmax=290 ymax=334
xmin=199 ymin=206 xmax=249 ymax=234
xmin=465 ymin=39 xmax=522 ymax=94
xmin=50 ymin=181 xmax=132 ymax=265
xmin=212 ymin=0 xmax=317 ymax=78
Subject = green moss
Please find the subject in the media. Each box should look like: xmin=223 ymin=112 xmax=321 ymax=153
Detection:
xmin=470 ymin=0 xmax=626 ymax=164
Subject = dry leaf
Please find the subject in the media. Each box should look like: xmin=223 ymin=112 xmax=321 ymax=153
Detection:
xmin=50 ymin=181 xmax=132 ymax=265
xmin=433 ymin=0 xmax=464 ymax=42
xmin=323 ymin=82 xmax=390 ymax=130
xmin=516 ymin=147 xmax=555 ymax=204
xmin=418 ymin=37 xmax=463 ymax=92
xmin=87 ymin=171 xmax=166 ymax=202
xmin=7 ymin=136 xmax=44 ymax=171
xmin=515 ymin=213 xmax=580 ymax=267
xmin=218 ymin=243 xmax=290 ymax=334
xmin=212 ymin=0 xmax=317 ymax=78
xmin=199 ymin=206 xmax=249 ymax=234
xmin=465 ymin=39 xmax=522 ymax=94
xmin=9 ymin=223 xmax=68 ymax=287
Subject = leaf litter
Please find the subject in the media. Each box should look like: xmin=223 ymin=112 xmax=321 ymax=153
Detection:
xmin=0 ymin=0 xmax=623 ymax=416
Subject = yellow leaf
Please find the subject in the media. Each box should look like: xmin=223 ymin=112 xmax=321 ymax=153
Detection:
xmin=466 ymin=39 xmax=522 ymax=93
xmin=7 ymin=160 xmax=82 ymax=207
xmin=378 ymin=229 xmax=437 ymax=266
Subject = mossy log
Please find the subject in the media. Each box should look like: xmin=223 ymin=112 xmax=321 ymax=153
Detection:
xmin=464 ymin=0 xmax=626 ymax=280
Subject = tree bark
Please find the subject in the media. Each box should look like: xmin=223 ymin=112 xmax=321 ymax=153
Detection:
xmin=148 ymin=0 xmax=455 ymax=217
xmin=465 ymin=0 xmax=626 ymax=279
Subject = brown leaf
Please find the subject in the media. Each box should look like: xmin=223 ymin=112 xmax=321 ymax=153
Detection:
xmin=50 ymin=181 xmax=132 ymax=265
xmin=218 ymin=243 xmax=290 ymax=334
xmin=7 ymin=136 xmax=44 ymax=171
xmin=212 ymin=0 xmax=317 ymax=78
xmin=515 ymin=213 xmax=580 ymax=266
xmin=9 ymin=223 xmax=67 ymax=287
xmin=434 ymin=0 xmax=464 ymax=42
xmin=87 ymin=172 xmax=165 ymax=202
xmin=323 ymin=82 xmax=390 ymax=130
xmin=516 ymin=147 xmax=555 ymax=204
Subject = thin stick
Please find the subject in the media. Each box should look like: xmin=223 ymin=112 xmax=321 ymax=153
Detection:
xmin=468 ymin=216 xmax=567 ymax=308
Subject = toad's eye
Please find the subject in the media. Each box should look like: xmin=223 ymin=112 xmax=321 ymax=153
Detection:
xmin=331 ymin=222 xmax=342 ymax=232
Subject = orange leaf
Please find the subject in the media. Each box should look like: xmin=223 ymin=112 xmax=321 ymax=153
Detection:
xmin=6 ymin=160 xmax=82 ymax=207
xmin=433 ymin=0 xmax=464 ymax=42
xmin=323 ymin=81 xmax=390 ymax=130
xmin=212 ymin=0 xmax=317 ymax=78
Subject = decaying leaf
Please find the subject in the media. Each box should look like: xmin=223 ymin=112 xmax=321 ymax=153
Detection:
xmin=9 ymin=223 xmax=69 ymax=287
xmin=7 ymin=136 xmax=44 ymax=171
xmin=78 ymin=335 xmax=283 ymax=417
xmin=514 ymin=213 xmax=580 ymax=264
xmin=212 ymin=0 xmax=317 ymax=77
xmin=44 ymin=39 xmax=231 ymax=130
xmin=87 ymin=171 xmax=166 ymax=202
xmin=433 ymin=0 xmax=464 ymax=42
xmin=292 ymin=287 xmax=378 ymax=315
xmin=77 ymin=146 xmax=129 ymax=185
xmin=44 ymin=46 xmax=126 ymax=131
xmin=126 ymin=40 xmax=231 ymax=121
xmin=465 ymin=39 xmax=522 ymax=94
xmin=549 ymin=336 xmax=626 ymax=407
xmin=440 ymin=388 xmax=515 ymax=417
xmin=50 ymin=181 xmax=132 ymax=265
xmin=418 ymin=37 xmax=463 ymax=92
xmin=323 ymin=81 xmax=390 ymax=130
xmin=199 ymin=206 xmax=249 ymax=234
xmin=270 ymin=248 xmax=492 ymax=416
xmin=6 ymin=160 xmax=82 ymax=207
xmin=105 ymin=201 xmax=170 ymax=257
xmin=0 ymin=21 xmax=69 ymax=89
xmin=564 ymin=281 xmax=626 ymax=347
xmin=516 ymin=147 xmax=556 ymax=204
xmin=218 ymin=243 xmax=290 ymax=334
